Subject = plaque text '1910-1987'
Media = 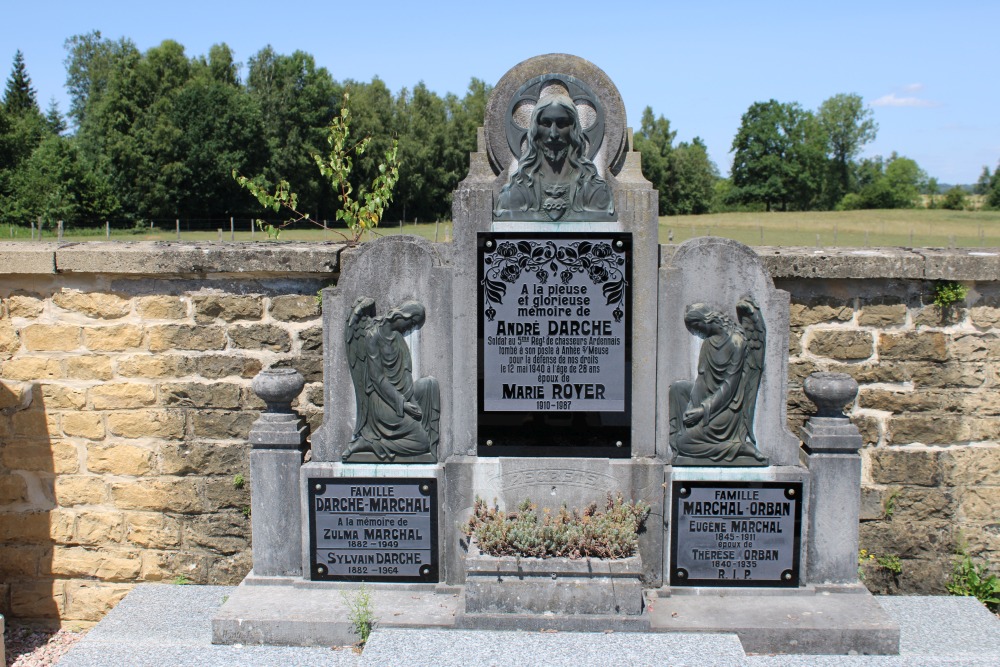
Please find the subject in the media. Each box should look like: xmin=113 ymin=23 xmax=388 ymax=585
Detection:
xmin=478 ymin=233 xmax=631 ymax=454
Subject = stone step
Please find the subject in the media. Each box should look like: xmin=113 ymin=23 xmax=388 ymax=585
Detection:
xmin=211 ymin=581 xmax=462 ymax=646
xmin=648 ymin=588 xmax=900 ymax=655
xmin=455 ymin=611 xmax=651 ymax=633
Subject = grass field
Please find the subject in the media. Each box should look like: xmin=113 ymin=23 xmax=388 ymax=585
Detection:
xmin=4 ymin=209 xmax=999 ymax=247
xmin=659 ymin=209 xmax=1000 ymax=247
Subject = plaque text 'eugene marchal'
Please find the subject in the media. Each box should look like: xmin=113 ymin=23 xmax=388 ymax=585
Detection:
xmin=671 ymin=481 xmax=802 ymax=587
xmin=309 ymin=478 xmax=438 ymax=582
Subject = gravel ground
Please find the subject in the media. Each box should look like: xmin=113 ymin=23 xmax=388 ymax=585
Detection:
xmin=4 ymin=624 xmax=88 ymax=667
xmin=3 ymin=594 xmax=997 ymax=666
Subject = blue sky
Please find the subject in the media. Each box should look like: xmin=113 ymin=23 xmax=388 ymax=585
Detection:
xmin=2 ymin=0 xmax=996 ymax=184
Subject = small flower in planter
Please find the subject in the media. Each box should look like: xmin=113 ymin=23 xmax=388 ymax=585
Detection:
xmin=462 ymin=493 xmax=650 ymax=560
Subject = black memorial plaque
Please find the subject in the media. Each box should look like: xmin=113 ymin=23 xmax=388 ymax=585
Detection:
xmin=477 ymin=232 xmax=632 ymax=456
xmin=670 ymin=481 xmax=802 ymax=587
xmin=308 ymin=478 xmax=438 ymax=582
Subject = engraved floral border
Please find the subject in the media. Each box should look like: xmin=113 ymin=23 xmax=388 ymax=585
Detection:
xmin=482 ymin=239 xmax=627 ymax=323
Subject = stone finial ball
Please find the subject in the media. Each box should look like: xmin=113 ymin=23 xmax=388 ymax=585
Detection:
xmin=252 ymin=367 xmax=305 ymax=412
xmin=803 ymin=372 xmax=858 ymax=418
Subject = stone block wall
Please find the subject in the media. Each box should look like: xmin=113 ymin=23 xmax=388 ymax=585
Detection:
xmin=0 ymin=243 xmax=337 ymax=626
xmin=0 ymin=242 xmax=997 ymax=625
xmin=776 ymin=273 xmax=1000 ymax=594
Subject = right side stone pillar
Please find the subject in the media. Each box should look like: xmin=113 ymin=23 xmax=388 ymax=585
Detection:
xmin=801 ymin=372 xmax=863 ymax=585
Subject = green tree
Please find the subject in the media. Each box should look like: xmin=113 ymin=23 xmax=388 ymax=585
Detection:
xmin=235 ymin=93 xmax=399 ymax=242
xmin=633 ymin=106 xmax=675 ymax=214
xmin=987 ymin=165 xmax=1000 ymax=209
xmin=395 ymin=82 xmax=449 ymax=221
xmin=0 ymin=104 xmax=17 ymax=211
xmin=64 ymin=31 xmax=140 ymax=129
xmin=443 ymin=77 xmax=491 ymax=206
xmin=3 ymin=50 xmax=40 ymax=116
xmin=941 ymin=186 xmax=967 ymax=210
xmin=633 ymin=108 xmax=719 ymax=215
xmin=204 ymin=43 xmax=239 ymax=86
xmin=974 ymin=165 xmax=991 ymax=195
xmin=0 ymin=50 xmax=48 ymax=219
xmin=817 ymin=93 xmax=877 ymax=203
xmin=246 ymin=46 xmax=340 ymax=220
xmin=126 ymin=40 xmax=195 ymax=219
xmin=66 ymin=35 xmax=262 ymax=222
xmin=884 ymin=154 xmax=925 ymax=206
xmin=64 ymin=32 xmax=144 ymax=217
xmin=44 ymin=98 xmax=66 ymax=135
xmin=667 ymin=137 xmax=719 ymax=215
xmin=3 ymin=134 xmax=120 ymax=225
xmin=167 ymin=77 xmax=267 ymax=218
xmin=730 ymin=100 xmax=826 ymax=211
xmin=838 ymin=153 xmax=925 ymax=210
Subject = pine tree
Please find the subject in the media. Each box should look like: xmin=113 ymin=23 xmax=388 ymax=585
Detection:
xmin=44 ymin=98 xmax=66 ymax=134
xmin=3 ymin=50 xmax=40 ymax=116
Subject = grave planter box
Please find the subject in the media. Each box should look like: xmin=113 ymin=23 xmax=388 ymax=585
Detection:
xmin=463 ymin=543 xmax=644 ymax=615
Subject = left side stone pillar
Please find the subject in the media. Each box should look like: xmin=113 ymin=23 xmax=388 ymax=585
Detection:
xmin=249 ymin=368 xmax=307 ymax=577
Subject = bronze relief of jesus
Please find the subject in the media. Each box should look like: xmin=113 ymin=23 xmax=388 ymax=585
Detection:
xmin=494 ymin=94 xmax=615 ymax=222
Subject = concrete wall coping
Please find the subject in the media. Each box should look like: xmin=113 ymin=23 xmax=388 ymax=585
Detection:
xmin=0 ymin=241 xmax=997 ymax=280
xmin=668 ymin=244 xmax=1000 ymax=281
xmin=0 ymin=241 xmax=347 ymax=275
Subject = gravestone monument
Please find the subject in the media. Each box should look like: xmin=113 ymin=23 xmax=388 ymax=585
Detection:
xmin=212 ymin=54 xmax=899 ymax=655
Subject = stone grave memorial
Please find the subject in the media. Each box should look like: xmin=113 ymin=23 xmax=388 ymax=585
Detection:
xmin=212 ymin=54 xmax=900 ymax=655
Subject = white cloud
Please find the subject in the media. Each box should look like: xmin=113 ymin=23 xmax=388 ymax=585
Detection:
xmin=872 ymin=92 xmax=940 ymax=108
xmin=901 ymin=83 xmax=925 ymax=93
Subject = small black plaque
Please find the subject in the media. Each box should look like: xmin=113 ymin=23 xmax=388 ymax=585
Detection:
xmin=308 ymin=478 xmax=438 ymax=582
xmin=670 ymin=481 xmax=802 ymax=587
xmin=477 ymin=232 xmax=632 ymax=456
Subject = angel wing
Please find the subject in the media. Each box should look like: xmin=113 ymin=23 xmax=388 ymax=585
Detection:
xmin=345 ymin=297 xmax=376 ymax=441
xmin=735 ymin=298 xmax=766 ymax=446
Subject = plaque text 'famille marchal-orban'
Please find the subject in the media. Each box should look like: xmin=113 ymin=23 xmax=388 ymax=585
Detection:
xmin=478 ymin=233 xmax=631 ymax=453
xmin=309 ymin=478 xmax=438 ymax=582
xmin=671 ymin=481 xmax=802 ymax=587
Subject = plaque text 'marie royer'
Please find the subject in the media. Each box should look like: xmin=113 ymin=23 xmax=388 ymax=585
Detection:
xmin=478 ymin=233 xmax=631 ymax=455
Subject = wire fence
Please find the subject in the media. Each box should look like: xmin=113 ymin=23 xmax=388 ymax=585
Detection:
xmin=1 ymin=215 xmax=997 ymax=248
xmin=1 ymin=217 xmax=454 ymax=244
xmin=662 ymin=223 xmax=998 ymax=249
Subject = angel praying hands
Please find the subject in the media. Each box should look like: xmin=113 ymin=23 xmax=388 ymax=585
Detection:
xmin=343 ymin=297 xmax=440 ymax=462
xmin=669 ymin=299 xmax=769 ymax=466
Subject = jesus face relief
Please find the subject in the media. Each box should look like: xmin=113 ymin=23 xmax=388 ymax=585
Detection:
xmin=534 ymin=102 xmax=574 ymax=162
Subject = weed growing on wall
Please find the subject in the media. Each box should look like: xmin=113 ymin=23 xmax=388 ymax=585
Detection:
xmin=341 ymin=585 xmax=377 ymax=646
xmin=463 ymin=493 xmax=650 ymax=559
xmin=932 ymin=280 xmax=968 ymax=308
xmin=876 ymin=554 xmax=902 ymax=574
xmin=234 ymin=92 xmax=399 ymax=242
xmin=947 ymin=551 xmax=1000 ymax=612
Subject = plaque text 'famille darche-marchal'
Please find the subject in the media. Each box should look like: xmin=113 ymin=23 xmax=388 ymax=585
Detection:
xmin=671 ymin=481 xmax=802 ymax=587
xmin=309 ymin=478 xmax=438 ymax=582
xmin=478 ymin=233 xmax=632 ymax=452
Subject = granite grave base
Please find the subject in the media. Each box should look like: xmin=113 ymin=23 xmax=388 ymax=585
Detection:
xmin=463 ymin=545 xmax=644 ymax=616
xmin=649 ymin=584 xmax=901 ymax=655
